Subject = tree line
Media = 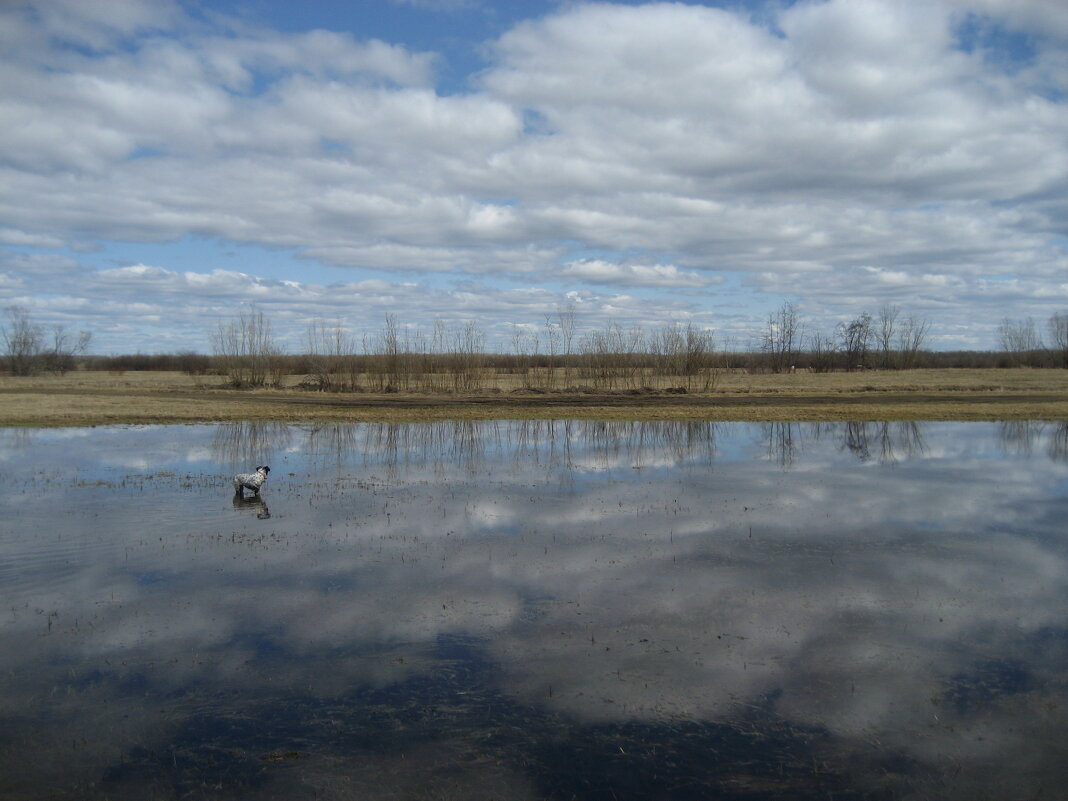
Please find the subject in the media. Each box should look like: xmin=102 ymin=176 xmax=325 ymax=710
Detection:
xmin=0 ymin=306 xmax=92 ymax=376
xmin=5 ymin=303 xmax=1068 ymax=389
xmin=208 ymin=308 xmax=726 ymax=392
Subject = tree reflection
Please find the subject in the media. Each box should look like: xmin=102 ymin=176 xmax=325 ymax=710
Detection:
xmin=761 ymin=422 xmax=798 ymax=468
xmin=211 ymin=421 xmax=292 ymax=467
xmin=761 ymin=422 xmax=928 ymax=467
xmin=998 ymin=421 xmax=1068 ymax=464
xmin=0 ymin=427 xmax=36 ymax=452
xmin=209 ymin=420 xmax=723 ymax=476
xmin=999 ymin=420 xmax=1045 ymax=456
xmin=1049 ymin=422 xmax=1068 ymax=464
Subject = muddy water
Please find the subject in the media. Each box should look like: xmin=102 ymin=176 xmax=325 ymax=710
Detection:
xmin=1 ymin=420 xmax=1067 ymax=800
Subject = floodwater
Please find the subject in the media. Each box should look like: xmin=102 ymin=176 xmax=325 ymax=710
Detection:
xmin=2 ymin=421 xmax=1068 ymax=801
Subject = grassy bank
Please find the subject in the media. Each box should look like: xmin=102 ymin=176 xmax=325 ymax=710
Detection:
xmin=1 ymin=368 xmax=1067 ymax=426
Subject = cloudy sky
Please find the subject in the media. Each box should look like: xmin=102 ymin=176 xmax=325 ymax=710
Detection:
xmin=2 ymin=0 xmax=1067 ymax=353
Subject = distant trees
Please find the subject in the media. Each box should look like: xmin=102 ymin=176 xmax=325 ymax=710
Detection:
xmin=877 ymin=303 xmax=899 ymax=369
xmin=874 ymin=303 xmax=929 ymax=369
xmin=557 ymin=304 xmax=577 ymax=386
xmin=760 ymin=301 xmax=802 ymax=373
xmin=2 ymin=306 xmax=92 ymax=376
xmin=807 ymin=330 xmax=837 ymax=373
xmin=1 ymin=306 xmax=40 ymax=376
xmin=211 ymin=307 xmax=283 ymax=387
xmin=1049 ymin=312 xmax=1068 ymax=368
xmin=651 ymin=322 xmax=722 ymax=391
xmin=998 ymin=317 xmax=1044 ymax=367
xmin=896 ymin=314 xmax=930 ymax=369
xmin=305 ymin=318 xmax=358 ymax=391
xmin=36 ymin=300 xmax=1068 ymax=388
xmin=444 ymin=320 xmax=486 ymax=392
xmin=837 ymin=312 xmax=873 ymax=371
xmin=790 ymin=304 xmax=929 ymax=372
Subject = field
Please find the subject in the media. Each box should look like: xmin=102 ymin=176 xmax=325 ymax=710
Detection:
xmin=2 ymin=367 xmax=1067 ymax=426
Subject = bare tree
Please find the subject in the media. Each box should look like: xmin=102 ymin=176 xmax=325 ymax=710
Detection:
xmin=449 ymin=320 xmax=485 ymax=392
xmin=760 ymin=301 xmax=802 ymax=373
xmin=652 ymin=322 xmax=719 ymax=390
xmin=557 ymin=304 xmax=577 ymax=387
xmin=511 ymin=325 xmax=538 ymax=389
xmin=897 ymin=315 xmax=930 ymax=369
xmin=2 ymin=306 xmax=91 ymax=376
xmin=877 ymin=303 xmax=899 ymax=369
xmin=1049 ymin=312 xmax=1068 ymax=368
xmin=3 ymin=306 xmax=44 ymax=376
xmin=652 ymin=322 xmax=685 ymax=383
xmin=837 ymin=312 xmax=873 ymax=371
xmin=305 ymin=318 xmax=356 ymax=391
xmin=543 ymin=314 xmax=560 ymax=389
xmin=683 ymin=323 xmax=720 ymax=391
xmin=808 ymin=330 xmax=837 ymax=373
xmin=580 ymin=321 xmax=643 ymax=389
xmin=611 ymin=322 xmax=645 ymax=389
xmin=212 ymin=306 xmax=282 ymax=388
xmin=998 ymin=317 xmax=1043 ymax=367
xmin=42 ymin=324 xmax=92 ymax=374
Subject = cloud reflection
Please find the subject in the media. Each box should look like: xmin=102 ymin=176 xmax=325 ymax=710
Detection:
xmin=2 ymin=421 xmax=1068 ymax=799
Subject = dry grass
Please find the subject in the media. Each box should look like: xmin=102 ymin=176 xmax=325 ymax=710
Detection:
xmin=1 ymin=368 xmax=1067 ymax=426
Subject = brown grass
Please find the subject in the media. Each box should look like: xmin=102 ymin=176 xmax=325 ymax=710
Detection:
xmin=1 ymin=368 xmax=1067 ymax=426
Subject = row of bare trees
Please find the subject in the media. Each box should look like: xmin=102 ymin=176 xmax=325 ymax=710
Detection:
xmin=207 ymin=306 xmax=724 ymax=391
xmin=301 ymin=315 xmax=489 ymax=393
xmin=204 ymin=304 xmax=1068 ymax=388
xmin=10 ymin=303 xmax=1068 ymax=386
xmin=1 ymin=306 xmax=92 ymax=376
xmin=572 ymin=321 xmax=721 ymax=390
xmin=998 ymin=313 xmax=1068 ymax=368
xmin=760 ymin=301 xmax=931 ymax=373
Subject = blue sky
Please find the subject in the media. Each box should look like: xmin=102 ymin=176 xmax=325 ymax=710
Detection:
xmin=1 ymin=0 xmax=1067 ymax=354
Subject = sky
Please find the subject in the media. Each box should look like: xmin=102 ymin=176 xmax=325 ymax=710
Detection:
xmin=1 ymin=0 xmax=1067 ymax=354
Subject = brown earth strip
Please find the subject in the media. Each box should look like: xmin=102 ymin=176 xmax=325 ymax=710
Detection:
xmin=2 ymin=380 xmax=1067 ymax=426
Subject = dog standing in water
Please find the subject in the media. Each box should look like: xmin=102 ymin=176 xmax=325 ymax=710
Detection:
xmin=233 ymin=465 xmax=270 ymax=497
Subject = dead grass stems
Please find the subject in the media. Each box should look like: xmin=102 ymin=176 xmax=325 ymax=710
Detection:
xmin=2 ymin=368 xmax=1067 ymax=427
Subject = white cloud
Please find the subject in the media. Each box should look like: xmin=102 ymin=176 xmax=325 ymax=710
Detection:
xmin=1 ymin=251 xmax=712 ymax=351
xmin=559 ymin=259 xmax=717 ymax=288
xmin=0 ymin=228 xmax=64 ymax=248
xmin=0 ymin=0 xmax=1066 ymax=349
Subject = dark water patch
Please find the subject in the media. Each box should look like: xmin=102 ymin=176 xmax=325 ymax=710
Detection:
xmin=91 ymin=634 xmax=894 ymax=801
xmin=943 ymin=659 xmax=1034 ymax=715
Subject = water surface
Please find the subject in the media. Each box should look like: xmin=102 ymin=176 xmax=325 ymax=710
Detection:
xmin=2 ymin=420 xmax=1067 ymax=800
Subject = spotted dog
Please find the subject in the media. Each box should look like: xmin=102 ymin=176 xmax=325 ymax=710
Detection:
xmin=233 ymin=465 xmax=270 ymax=497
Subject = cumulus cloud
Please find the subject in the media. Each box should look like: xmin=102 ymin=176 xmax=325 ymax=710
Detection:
xmin=0 ymin=250 xmax=708 ymax=351
xmin=0 ymin=0 xmax=1066 ymax=349
xmin=559 ymin=258 xmax=717 ymax=288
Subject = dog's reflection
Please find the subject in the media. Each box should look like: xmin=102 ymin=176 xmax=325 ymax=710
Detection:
xmin=232 ymin=494 xmax=271 ymax=519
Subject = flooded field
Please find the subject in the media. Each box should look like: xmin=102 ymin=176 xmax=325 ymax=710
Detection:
xmin=2 ymin=420 xmax=1068 ymax=800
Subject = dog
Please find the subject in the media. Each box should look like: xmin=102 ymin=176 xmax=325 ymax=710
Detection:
xmin=233 ymin=465 xmax=270 ymax=497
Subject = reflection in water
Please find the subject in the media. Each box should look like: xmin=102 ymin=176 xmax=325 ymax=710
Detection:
xmin=205 ymin=418 xmax=949 ymax=476
xmin=2 ymin=421 xmax=1068 ymax=800
xmin=1053 ymin=422 xmax=1068 ymax=463
xmin=211 ymin=421 xmax=293 ymax=468
xmin=1000 ymin=420 xmax=1068 ymax=463
xmin=213 ymin=419 xmax=721 ymax=477
xmin=754 ymin=419 xmax=928 ymax=467
xmin=761 ymin=421 xmax=799 ymax=467
xmin=232 ymin=493 xmax=270 ymax=519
